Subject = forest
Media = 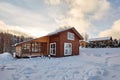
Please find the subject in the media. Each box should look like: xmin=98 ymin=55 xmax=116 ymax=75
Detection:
xmin=0 ymin=32 xmax=32 ymax=54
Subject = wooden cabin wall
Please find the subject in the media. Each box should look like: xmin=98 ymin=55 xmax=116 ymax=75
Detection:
xmin=49 ymin=34 xmax=60 ymax=57
xmin=16 ymin=46 xmax=22 ymax=57
xmin=59 ymin=29 xmax=80 ymax=57
xmin=34 ymin=36 xmax=49 ymax=55
xmin=15 ymin=36 xmax=49 ymax=58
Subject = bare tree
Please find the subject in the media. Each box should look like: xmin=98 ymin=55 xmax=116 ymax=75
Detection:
xmin=0 ymin=32 xmax=33 ymax=54
xmin=81 ymin=33 xmax=89 ymax=41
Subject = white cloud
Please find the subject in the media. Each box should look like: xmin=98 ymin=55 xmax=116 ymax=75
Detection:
xmin=45 ymin=0 xmax=61 ymax=5
xmin=0 ymin=2 xmax=46 ymax=26
xmin=0 ymin=2 xmax=55 ymax=37
xmin=0 ymin=20 xmax=48 ymax=37
xmin=0 ymin=20 xmax=28 ymax=36
xmin=90 ymin=0 xmax=110 ymax=20
xmin=99 ymin=19 xmax=120 ymax=39
xmin=0 ymin=0 xmax=111 ymax=37
xmin=45 ymin=0 xmax=110 ymax=33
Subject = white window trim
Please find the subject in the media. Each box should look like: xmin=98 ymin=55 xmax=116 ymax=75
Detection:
xmin=67 ymin=32 xmax=75 ymax=40
xmin=64 ymin=43 xmax=72 ymax=56
xmin=50 ymin=42 xmax=56 ymax=55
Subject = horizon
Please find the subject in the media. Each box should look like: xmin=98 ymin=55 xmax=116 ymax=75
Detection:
xmin=0 ymin=0 xmax=120 ymax=39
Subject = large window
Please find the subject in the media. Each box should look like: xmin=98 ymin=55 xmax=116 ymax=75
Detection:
xmin=68 ymin=32 xmax=74 ymax=40
xmin=50 ymin=43 xmax=56 ymax=55
xmin=64 ymin=43 xmax=72 ymax=55
xmin=22 ymin=42 xmax=42 ymax=53
xmin=32 ymin=42 xmax=42 ymax=53
xmin=22 ymin=43 xmax=31 ymax=53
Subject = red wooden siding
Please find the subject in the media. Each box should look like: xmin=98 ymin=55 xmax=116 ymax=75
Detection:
xmin=49 ymin=34 xmax=60 ymax=57
xmin=15 ymin=27 xmax=83 ymax=58
xmin=59 ymin=29 xmax=80 ymax=57
xmin=49 ymin=29 xmax=80 ymax=57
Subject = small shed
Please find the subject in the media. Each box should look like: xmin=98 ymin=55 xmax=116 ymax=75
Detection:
xmin=14 ymin=27 xmax=83 ymax=57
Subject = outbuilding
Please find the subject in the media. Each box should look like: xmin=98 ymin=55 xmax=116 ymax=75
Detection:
xmin=89 ymin=37 xmax=112 ymax=48
xmin=14 ymin=27 xmax=83 ymax=57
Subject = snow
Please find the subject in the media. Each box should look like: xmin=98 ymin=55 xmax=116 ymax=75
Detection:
xmin=0 ymin=52 xmax=14 ymax=61
xmin=89 ymin=37 xmax=112 ymax=42
xmin=47 ymin=27 xmax=73 ymax=36
xmin=0 ymin=48 xmax=120 ymax=80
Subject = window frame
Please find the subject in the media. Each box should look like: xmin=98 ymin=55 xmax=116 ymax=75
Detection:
xmin=67 ymin=32 xmax=75 ymax=40
xmin=50 ymin=42 xmax=56 ymax=55
xmin=64 ymin=43 xmax=72 ymax=55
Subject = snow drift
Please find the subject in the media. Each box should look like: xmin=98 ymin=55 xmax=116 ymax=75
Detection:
xmin=0 ymin=52 xmax=14 ymax=61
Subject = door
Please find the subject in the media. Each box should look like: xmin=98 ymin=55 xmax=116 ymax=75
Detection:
xmin=64 ymin=43 xmax=72 ymax=55
xmin=50 ymin=43 xmax=56 ymax=55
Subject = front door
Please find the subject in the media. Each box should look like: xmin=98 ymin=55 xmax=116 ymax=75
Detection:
xmin=50 ymin=43 xmax=56 ymax=55
xmin=64 ymin=43 xmax=72 ymax=55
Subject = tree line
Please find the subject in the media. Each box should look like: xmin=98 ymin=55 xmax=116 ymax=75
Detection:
xmin=0 ymin=32 xmax=33 ymax=54
xmin=87 ymin=39 xmax=120 ymax=48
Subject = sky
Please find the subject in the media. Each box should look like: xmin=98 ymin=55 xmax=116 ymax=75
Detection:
xmin=0 ymin=0 xmax=120 ymax=39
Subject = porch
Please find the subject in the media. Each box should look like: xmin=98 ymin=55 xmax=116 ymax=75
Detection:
xmin=15 ymin=36 xmax=49 ymax=57
xmin=20 ymin=42 xmax=48 ymax=57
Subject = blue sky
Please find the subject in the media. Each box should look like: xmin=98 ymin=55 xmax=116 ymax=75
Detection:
xmin=0 ymin=0 xmax=120 ymax=39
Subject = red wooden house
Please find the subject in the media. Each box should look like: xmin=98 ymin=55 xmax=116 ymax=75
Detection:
xmin=14 ymin=27 xmax=83 ymax=57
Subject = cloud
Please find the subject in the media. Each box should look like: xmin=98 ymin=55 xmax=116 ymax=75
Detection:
xmin=0 ymin=20 xmax=29 ymax=37
xmin=0 ymin=2 xmax=57 ymax=31
xmin=45 ymin=0 xmax=110 ymax=33
xmin=0 ymin=2 xmax=45 ymax=26
xmin=0 ymin=2 xmax=56 ymax=37
xmin=0 ymin=0 xmax=111 ymax=37
xmin=99 ymin=19 xmax=120 ymax=39
xmin=90 ymin=0 xmax=110 ymax=20
xmin=45 ymin=0 xmax=61 ymax=5
xmin=0 ymin=20 xmax=48 ymax=37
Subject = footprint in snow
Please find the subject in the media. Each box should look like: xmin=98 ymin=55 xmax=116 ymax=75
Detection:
xmin=22 ymin=67 xmax=35 ymax=74
xmin=0 ymin=65 xmax=6 ymax=71
xmin=112 ymin=75 xmax=116 ymax=78
xmin=84 ymin=68 xmax=109 ymax=80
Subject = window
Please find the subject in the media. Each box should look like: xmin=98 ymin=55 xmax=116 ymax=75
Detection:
xmin=34 ymin=42 xmax=39 ymax=52
xmin=64 ymin=43 xmax=72 ymax=55
xmin=22 ymin=43 xmax=31 ymax=53
xmin=32 ymin=42 xmax=41 ymax=53
xmin=22 ymin=42 xmax=47 ymax=53
xmin=50 ymin=43 xmax=56 ymax=55
xmin=68 ymin=32 xmax=74 ymax=40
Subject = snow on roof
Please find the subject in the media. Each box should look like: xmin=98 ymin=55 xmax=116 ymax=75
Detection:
xmin=14 ymin=27 xmax=83 ymax=46
xmin=47 ymin=27 xmax=83 ymax=39
xmin=13 ymin=41 xmax=27 ymax=46
xmin=13 ymin=28 xmax=73 ymax=46
xmin=89 ymin=37 xmax=112 ymax=42
xmin=47 ymin=27 xmax=74 ymax=36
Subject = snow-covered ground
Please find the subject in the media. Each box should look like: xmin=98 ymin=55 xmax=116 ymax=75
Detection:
xmin=0 ymin=48 xmax=120 ymax=80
